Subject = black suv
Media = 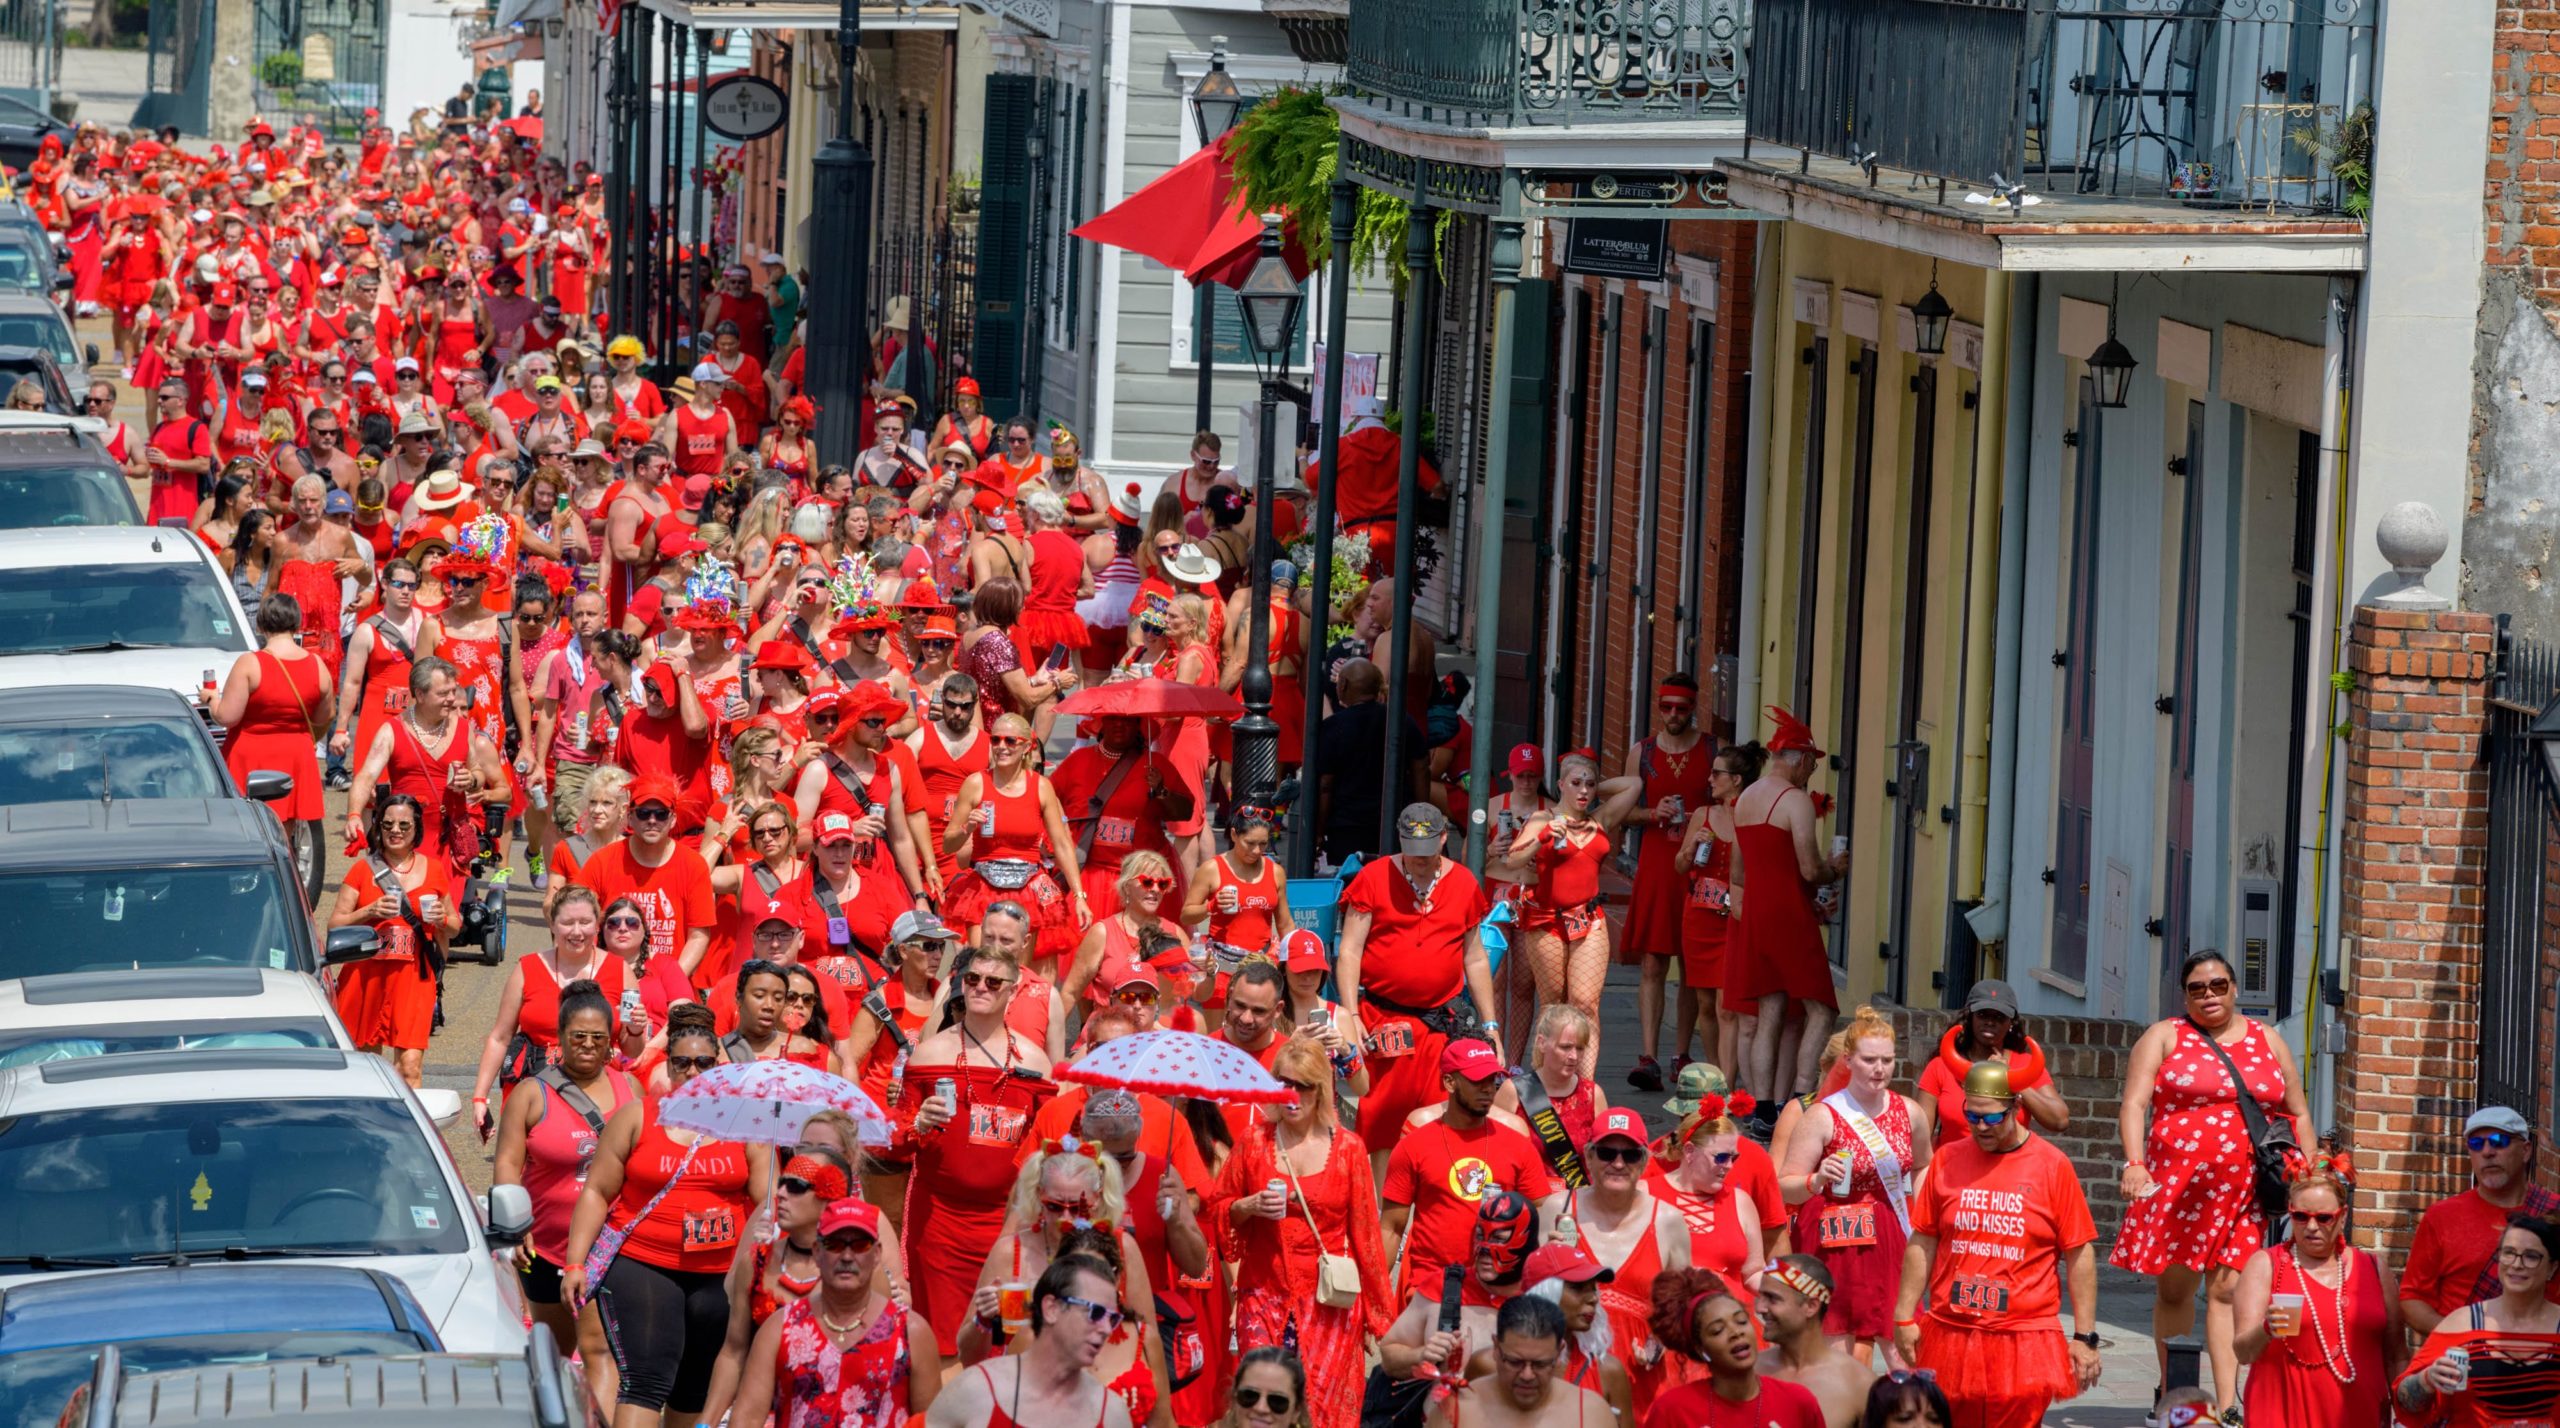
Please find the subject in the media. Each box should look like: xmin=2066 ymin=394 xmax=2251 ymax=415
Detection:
xmin=0 ymin=798 xmax=373 ymax=979
xmin=0 ymin=417 xmax=138 ymax=527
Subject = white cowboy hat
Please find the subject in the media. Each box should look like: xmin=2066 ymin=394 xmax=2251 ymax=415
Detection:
xmin=1162 ymin=542 xmax=1223 ymax=585
xmin=415 ymin=470 xmax=471 ymax=510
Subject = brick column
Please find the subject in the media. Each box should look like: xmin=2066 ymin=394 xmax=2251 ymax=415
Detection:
xmin=2336 ymin=605 xmax=2496 ymax=1259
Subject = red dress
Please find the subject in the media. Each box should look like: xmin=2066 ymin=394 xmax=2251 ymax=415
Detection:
xmin=940 ymin=774 xmax=1077 ymax=962
xmin=1215 ymin=1124 xmax=1394 ymax=1428
xmin=226 ymin=651 xmax=325 ymax=821
xmin=1727 ymin=821 xmax=1837 ymax=1009
xmin=1016 ymin=528 xmax=1089 ymax=661
xmin=1577 ymin=1194 xmax=1684 ymax=1419
xmin=1792 ymin=1091 xmax=1916 ymax=1340
xmin=443 ymin=628 xmax=517 ymax=816
xmin=1618 ymin=736 xmax=1714 ymax=961
xmin=2241 ymin=1248 xmax=2389 ymax=1428
xmin=911 ymin=724 xmax=992 ymax=886
xmin=384 ymin=715 xmax=478 ymax=874
xmin=2110 ymin=1019 xmax=2292 ymax=1275
xmin=898 ymin=1057 xmax=1053 ymax=1355
xmin=1521 ymin=826 xmax=1609 ymax=939
xmin=331 ymin=853 xmax=448 ymax=1050
xmin=274 ymin=559 xmax=345 ymax=679
xmin=1679 ymin=826 xmax=1734 ymax=990
xmin=769 ymin=1296 xmax=914 ymax=1428
xmin=350 ymin=614 xmax=424 ymax=769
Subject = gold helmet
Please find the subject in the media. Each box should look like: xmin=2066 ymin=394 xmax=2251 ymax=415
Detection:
xmin=1962 ymin=1060 xmax=2017 ymax=1101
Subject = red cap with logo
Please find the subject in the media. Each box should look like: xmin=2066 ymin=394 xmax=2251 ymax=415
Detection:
xmin=815 ymin=811 xmax=862 ymax=845
xmin=1522 ymin=1244 xmax=1615 ymax=1286
xmin=1440 ymin=1038 xmax=1503 ymax=1082
xmin=1280 ymin=927 xmax=1327 ymax=975
xmin=1590 ymin=1107 xmax=1649 ymax=1146
xmin=818 ymin=1198 xmax=881 ymax=1240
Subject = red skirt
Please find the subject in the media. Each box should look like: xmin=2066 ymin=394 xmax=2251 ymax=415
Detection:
xmin=227 ymin=726 xmax=323 ymax=821
xmin=1917 ymin=1319 xmax=2078 ymax=1428
xmin=1016 ymin=606 xmax=1089 ymax=655
xmin=1680 ymin=906 xmax=1729 ymax=991
xmin=941 ymin=864 xmax=1081 ymax=963
xmin=334 ymin=954 xmax=437 ymax=1050
xmin=1235 ymin=1288 xmax=1365 ymax=1428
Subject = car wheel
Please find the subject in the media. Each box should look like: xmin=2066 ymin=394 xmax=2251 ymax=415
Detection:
xmin=293 ymin=818 xmax=325 ymax=910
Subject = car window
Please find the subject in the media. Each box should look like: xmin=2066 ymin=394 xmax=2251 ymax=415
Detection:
xmin=0 ymin=468 xmax=136 ymax=527
xmin=0 ymin=316 xmax=70 ymax=365
xmin=1 ymin=1333 xmax=430 ymax=1428
xmin=0 ymin=1022 xmax=336 ymax=1067
xmin=0 ymin=864 xmax=306 ymax=976
xmin=0 ymin=717 xmax=224 ymax=802
xmin=0 ymin=1098 xmax=471 ymax=1265
xmin=0 ymin=559 xmax=250 ymax=654
xmin=0 ymin=249 xmax=39 ymax=293
xmin=0 ymin=95 xmax=47 ymax=125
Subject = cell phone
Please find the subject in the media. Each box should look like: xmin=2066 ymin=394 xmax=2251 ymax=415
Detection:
xmin=1043 ymin=643 xmax=1071 ymax=672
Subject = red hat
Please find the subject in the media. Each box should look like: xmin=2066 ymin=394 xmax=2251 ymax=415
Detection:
xmin=818 ymin=1198 xmax=881 ymax=1240
xmin=899 ymin=581 xmax=953 ymax=614
xmin=838 ymin=680 xmax=906 ymax=729
xmin=628 ymin=774 xmax=683 ymax=812
xmin=1521 ymin=1244 xmax=1615 ymax=1286
xmin=814 ymin=811 xmax=863 ymax=845
xmin=1440 ymin=1038 xmax=1503 ymax=1082
xmin=1110 ymin=961 xmax=1162 ymax=994
xmin=1281 ymin=927 xmax=1327 ymax=975
xmin=802 ymin=688 xmax=844 ymax=723
xmin=1590 ymin=1107 xmax=1649 ymax=1146
xmin=681 ymin=472 xmax=714 ymax=506
xmin=952 ymin=376 xmax=981 ymax=398
xmin=658 ymin=530 xmax=705 ymax=560
xmin=970 ymin=487 xmax=1008 ymax=517
xmin=209 ymin=282 xmax=238 ymax=305
xmin=752 ymin=640 xmax=813 ymax=672
xmin=640 ymin=662 xmax=683 ymax=707
xmin=918 ymin=615 xmax=959 ymax=642
xmin=1109 ymin=480 xmax=1145 ymax=527
xmin=614 ymin=418 xmax=653 ymax=445
xmin=1506 ymin=743 xmax=1543 ymax=778
xmin=1766 ymin=705 xmax=1824 ymax=757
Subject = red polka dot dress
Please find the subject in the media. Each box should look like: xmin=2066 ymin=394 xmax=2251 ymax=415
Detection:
xmin=2109 ymin=1019 xmax=2290 ymax=1275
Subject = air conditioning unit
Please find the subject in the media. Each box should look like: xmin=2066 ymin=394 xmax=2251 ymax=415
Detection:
xmin=2236 ymin=877 xmax=2281 ymax=1017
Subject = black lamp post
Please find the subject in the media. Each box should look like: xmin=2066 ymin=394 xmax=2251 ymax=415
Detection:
xmin=1189 ymin=38 xmax=1245 ymax=439
xmin=805 ymin=0 xmax=874 ymax=469
xmin=1230 ymin=212 xmax=1305 ymax=811
xmin=1911 ymin=261 xmax=1952 ymax=358
xmin=2090 ymin=274 xmax=2136 ymax=409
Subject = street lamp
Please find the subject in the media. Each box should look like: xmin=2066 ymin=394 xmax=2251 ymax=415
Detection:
xmin=805 ymin=0 xmax=874 ymax=469
xmin=2089 ymin=275 xmax=2136 ymax=409
xmin=1189 ymin=38 xmax=1245 ymax=439
xmin=1230 ymin=212 xmax=1305 ymax=812
xmin=1911 ymin=261 xmax=1952 ymax=358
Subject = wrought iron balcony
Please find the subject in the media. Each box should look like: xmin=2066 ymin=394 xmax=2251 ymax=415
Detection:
xmin=1346 ymin=0 xmax=1751 ymax=126
xmin=1748 ymin=0 xmax=2377 ymax=215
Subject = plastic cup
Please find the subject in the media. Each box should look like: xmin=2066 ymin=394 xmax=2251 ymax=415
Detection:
xmin=998 ymin=1281 xmax=1031 ymax=1337
xmin=2269 ymin=1293 xmax=2304 ymax=1338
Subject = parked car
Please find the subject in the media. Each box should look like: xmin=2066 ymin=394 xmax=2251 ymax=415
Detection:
xmin=0 ymin=684 xmax=327 ymax=905
xmin=0 ymin=292 xmax=94 ymax=379
xmin=0 ymin=1263 xmax=443 ymax=1428
xmin=0 ymin=1047 xmax=532 ymax=1354
xmin=0 ymin=343 xmax=78 ymax=412
xmin=0 ymin=527 xmax=257 ymax=700
xmin=0 ymin=413 xmax=139 ymax=527
xmin=0 ymin=798 xmax=372 ymax=979
xmin=78 ymin=1327 xmax=581 ymax=1427
xmin=0 ymin=96 xmax=73 ymax=181
xmin=0 ymin=967 xmax=360 ymax=1068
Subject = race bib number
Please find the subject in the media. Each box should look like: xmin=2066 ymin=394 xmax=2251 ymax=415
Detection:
xmin=1817 ymin=1203 xmax=1878 ymax=1248
xmin=386 ymin=688 xmax=409 ymax=714
xmin=967 ymin=1102 xmax=1028 ymax=1147
xmin=1945 ymin=1276 xmax=2010 ymax=1317
xmin=1366 ymin=1020 xmax=1417 ymax=1059
xmin=680 ymin=1205 xmax=737 ymax=1251
xmin=1097 ymin=816 xmax=1136 ymax=849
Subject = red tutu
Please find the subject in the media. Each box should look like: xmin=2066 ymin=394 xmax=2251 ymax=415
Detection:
xmin=1915 ymin=1320 xmax=2078 ymax=1424
xmin=1015 ymin=606 xmax=1090 ymax=652
xmin=941 ymin=863 xmax=1081 ymax=962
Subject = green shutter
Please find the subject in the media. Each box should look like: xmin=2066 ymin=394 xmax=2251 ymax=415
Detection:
xmin=975 ymin=73 xmax=1036 ymax=416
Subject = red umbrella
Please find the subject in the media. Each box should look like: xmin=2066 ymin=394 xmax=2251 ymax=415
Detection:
xmin=1057 ymin=1029 xmax=1294 ymax=1105
xmin=499 ymin=114 xmax=543 ymax=142
xmin=1055 ymin=678 xmax=1243 ymax=721
xmin=1072 ymin=142 xmax=1310 ymax=286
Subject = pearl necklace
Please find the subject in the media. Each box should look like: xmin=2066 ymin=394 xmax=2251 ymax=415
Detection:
xmin=818 ymin=1292 xmax=876 ymax=1337
xmin=2291 ymin=1248 xmax=2356 ymax=1383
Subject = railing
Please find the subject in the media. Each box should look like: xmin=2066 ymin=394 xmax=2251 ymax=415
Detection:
xmin=1748 ymin=0 xmax=2377 ymax=214
xmin=1348 ymin=0 xmax=1750 ymax=125
xmin=250 ymin=0 xmax=387 ymax=140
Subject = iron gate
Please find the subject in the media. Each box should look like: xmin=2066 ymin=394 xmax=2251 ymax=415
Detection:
xmin=249 ymin=0 xmax=386 ymax=139
xmin=2482 ymin=613 xmax=2555 ymax=1118
xmin=137 ymin=0 xmax=214 ymax=135
xmin=0 ymin=0 xmax=57 ymax=102
xmin=870 ymin=220 xmax=977 ymax=431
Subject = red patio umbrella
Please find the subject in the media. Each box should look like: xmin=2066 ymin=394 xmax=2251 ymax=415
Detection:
xmin=1072 ymin=141 xmax=1307 ymax=285
xmin=1055 ymin=678 xmax=1244 ymax=721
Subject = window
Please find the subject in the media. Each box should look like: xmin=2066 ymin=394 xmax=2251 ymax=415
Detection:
xmin=0 ymin=863 xmax=304 ymax=978
xmin=0 ymin=716 xmax=226 ymax=804
xmin=0 ymin=560 xmax=252 ymax=656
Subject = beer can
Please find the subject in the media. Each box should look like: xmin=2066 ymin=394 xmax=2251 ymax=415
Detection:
xmin=935 ymin=1077 xmax=958 ymax=1109
xmin=2443 ymin=1346 xmax=2471 ymax=1391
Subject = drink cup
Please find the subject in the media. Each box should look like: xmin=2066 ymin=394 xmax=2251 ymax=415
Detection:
xmin=1265 ymin=1177 xmax=1288 ymax=1215
xmin=998 ymin=1281 xmax=1031 ymax=1337
xmin=1828 ymin=1153 xmax=1854 ymax=1197
xmin=1218 ymin=886 xmax=1239 ymax=914
xmin=2269 ymin=1294 xmax=2304 ymax=1339
xmin=2444 ymin=1346 xmax=2472 ymax=1391
xmin=418 ymin=893 xmax=444 ymax=923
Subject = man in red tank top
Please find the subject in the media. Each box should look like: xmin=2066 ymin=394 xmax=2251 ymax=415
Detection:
xmin=906 ymin=673 xmax=990 ymax=887
xmin=657 ymin=363 xmax=740 ymax=479
xmin=345 ymin=656 xmax=506 ymax=874
xmin=1621 ymin=673 xmax=1715 ymax=1094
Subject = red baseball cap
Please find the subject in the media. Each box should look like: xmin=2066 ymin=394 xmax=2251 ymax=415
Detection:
xmin=818 ymin=1198 xmax=881 ymax=1240
xmin=1590 ymin=1107 xmax=1649 ymax=1146
xmin=1280 ymin=928 xmax=1327 ymax=976
xmin=814 ymin=811 xmax=861 ymax=845
xmin=1440 ymin=1038 xmax=1503 ymax=1082
xmin=209 ymin=282 xmax=238 ymax=305
xmin=628 ymin=774 xmax=682 ymax=813
xmin=1522 ymin=1244 xmax=1614 ymax=1286
xmin=1506 ymin=743 xmax=1543 ymax=778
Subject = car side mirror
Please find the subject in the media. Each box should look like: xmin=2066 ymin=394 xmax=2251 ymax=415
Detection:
xmin=50 ymin=268 xmax=69 ymax=291
xmin=324 ymin=925 xmax=379 ymax=965
xmin=487 ymin=1183 xmax=535 ymax=1245
xmin=84 ymin=342 xmax=96 ymax=367
xmin=243 ymin=769 xmax=292 ymax=801
xmin=416 ymin=1087 xmax=463 ymax=1127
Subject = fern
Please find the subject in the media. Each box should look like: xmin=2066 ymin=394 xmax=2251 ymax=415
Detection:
xmin=1223 ymin=84 xmax=1445 ymax=295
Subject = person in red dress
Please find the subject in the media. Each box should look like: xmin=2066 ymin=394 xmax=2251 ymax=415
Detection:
xmin=1893 ymin=1061 xmax=2102 ymax=1428
xmin=1507 ymin=752 xmax=1640 ymax=1071
xmin=2111 ymin=949 xmax=2313 ymax=1412
xmin=1776 ymin=1006 xmax=1932 ymax=1359
xmin=1567 ymin=1108 xmax=1697 ymax=1419
xmin=1641 ymin=1281 xmax=1826 ymax=1428
xmin=2235 ymin=1169 xmax=2399 ymax=1428
xmin=1617 ymin=674 xmax=1715 ymax=1093
xmin=1729 ymin=706 xmax=1847 ymax=1108
xmin=2395 ymin=1216 xmax=2560 ymax=1428
xmin=2402 ymin=1106 xmax=2560 ymax=1335
xmin=940 ymin=713 xmax=1087 ymax=962
xmin=1671 ymin=744 xmax=1752 ymax=1082
xmin=327 ymin=793 xmax=457 ymax=1087
xmin=1335 ymin=803 xmax=1500 ymax=1175
xmin=330 ymin=555 xmax=442 ymax=780
xmin=729 ymin=1197 xmax=941 ymax=1428
xmin=213 ymin=594 xmax=331 ymax=850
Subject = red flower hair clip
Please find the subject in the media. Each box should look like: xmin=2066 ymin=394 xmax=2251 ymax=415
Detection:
xmin=1809 ymin=790 xmax=1834 ymax=819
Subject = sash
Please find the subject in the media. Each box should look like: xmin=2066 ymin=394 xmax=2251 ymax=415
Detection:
xmin=1821 ymin=1090 xmax=1912 ymax=1236
xmin=1509 ymin=1066 xmax=1588 ymax=1189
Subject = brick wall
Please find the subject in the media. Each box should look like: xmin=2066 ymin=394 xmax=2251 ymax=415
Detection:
xmin=2334 ymin=605 xmax=2496 ymax=1260
xmin=2485 ymin=0 xmax=2560 ymax=296
xmin=1884 ymin=1007 xmax=2139 ymax=1231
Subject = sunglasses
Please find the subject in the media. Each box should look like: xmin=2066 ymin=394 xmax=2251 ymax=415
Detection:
xmin=82 ymin=394 xmax=112 ymax=406
xmin=1134 ymin=875 xmax=1174 ymax=892
xmin=563 ymin=1030 xmax=612 ymax=1047
xmin=751 ymin=823 xmax=791 ymax=839
xmin=1054 ymin=1294 xmax=1125 ymax=1330
xmin=991 ymin=735 xmax=1033 ymax=750
xmin=2471 ymin=1130 xmax=2522 ymax=1152
xmin=631 ymin=806 xmax=675 ymax=823
xmin=1040 ymin=1196 xmax=1097 ymax=1218
xmin=960 ymin=971 xmax=1014 ymax=992
xmin=2291 ymin=1208 xmax=2342 ymax=1227
xmin=603 ymin=915 xmax=646 ymax=930
xmin=1114 ymin=987 xmax=1160 ymax=1005
xmin=666 ymin=1054 xmax=720 ymax=1073
xmin=820 ymin=1231 xmax=877 ymax=1253
xmin=1274 ymin=1077 xmax=1316 ymax=1096
xmin=1588 ymin=1143 xmax=1647 ymax=1167
xmin=942 ymin=460 xmax=969 ymax=472
xmin=859 ymin=716 xmax=889 ymax=729
xmin=1963 ymin=1108 xmax=2012 ymax=1128
xmin=375 ymin=818 xmax=418 ymax=833
xmin=1235 ymin=1389 xmax=1295 ymax=1415
xmin=779 ymin=1175 xmax=825 ymax=1196
xmin=2184 ymin=977 xmax=2233 ymax=996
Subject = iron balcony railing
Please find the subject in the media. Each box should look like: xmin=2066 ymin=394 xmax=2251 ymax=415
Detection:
xmin=1347 ymin=0 xmax=1751 ymax=126
xmin=1749 ymin=0 xmax=2377 ymax=215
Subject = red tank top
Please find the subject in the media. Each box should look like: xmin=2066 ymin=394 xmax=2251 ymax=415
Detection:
xmin=434 ymin=313 xmax=476 ymax=369
xmin=524 ymin=1067 xmax=636 ymax=1264
xmin=386 ymin=715 xmax=472 ymax=856
xmin=1206 ymin=852 xmax=1283 ymax=955
xmin=608 ymin=1100 xmax=753 ymax=1274
xmin=967 ymin=774 xmax=1048 ymax=865
xmin=1534 ymin=827 xmax=1611 ymax=910
xmin=674 ymin=404 xmax=729 ymax=475
xmin=1025 ymin=529 xmax=1082 ymax=612
xmin=238 ymin=651 xmax=323 ymax=738
xmin=914 ymin=726 xmax=991 ymax=832
xmin=517 ymin=949 xmax=629 ymax=1052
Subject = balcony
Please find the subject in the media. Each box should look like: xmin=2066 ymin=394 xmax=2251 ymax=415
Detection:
xmin=1346 ymin=0 xmax=1751 ymax=127
xmin=1747 ymin=0 xmax=2377 ymax=216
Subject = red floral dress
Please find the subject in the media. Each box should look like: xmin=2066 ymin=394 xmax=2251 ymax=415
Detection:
xmin=2109 ymin=1019 xmax=2290 ymax=1275
xmin=769 ymin=1296 xmax=912 ymax=1428
xmin=1214 ymin=1124 xmax=1393 ymax=1428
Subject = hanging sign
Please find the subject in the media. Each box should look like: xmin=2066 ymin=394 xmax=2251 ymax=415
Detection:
xmin=702 ymin=74 xmax=788 ymax=143
xmin=1563 ymin=216 xmax=1668 ymax=280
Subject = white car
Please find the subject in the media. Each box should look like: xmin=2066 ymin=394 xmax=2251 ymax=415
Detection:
xmin=0 ymin=526 xmax=255 ymax=700
xmin=0 ymin=967 xmax=359 ymax=1065
xmin=0 ymin=1047 xmax=526 ymax=1354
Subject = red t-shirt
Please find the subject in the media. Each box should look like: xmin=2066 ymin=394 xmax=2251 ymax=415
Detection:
xmin=1383 ymin=1117 xmax=1557 ymax=1297
xmin=615 ymin=705 xmax=713 ymax=815
xmin=145 ymin=416 xmax=212 ymax=524
xmin=576 ymin=841 xmax=718 ymax=973
xmin=1341 ymin=858 xmax=1491 ymax=1009
xmin=2403 ymin=1188 xmax=2560 ymax=1314
xmin=1643 ymin=1377 xmax=1826 ymax=1428
xmin=1907 ymin=1133 xmax=2096 ymax=1331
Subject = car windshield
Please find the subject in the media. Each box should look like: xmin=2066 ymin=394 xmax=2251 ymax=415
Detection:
xmin=0 ymin=1021 xmax=336 ymax=1068
xmin=1 ymin=1332 xmax=426 ymax=1428
xmin=0 ymin=1098 xmax=471 ymax=1264
xmin=0 ymin=247 xmax=43 ymax=295
xmin=0 ymin=560 xmax=248 ymax=655
xmin=0 ymin=717 xmax=224 ymax=802
xmin=0 ymin=316 xmax=71 ymax=367
xmin=0 ymin=864 xmax=307 ymax=977
xmin=0 ymin=467 xmax=136 ymax=527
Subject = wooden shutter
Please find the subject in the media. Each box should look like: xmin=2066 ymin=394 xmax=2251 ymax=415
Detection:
xmin=973 ymin=72 xmax=1035 ymax=416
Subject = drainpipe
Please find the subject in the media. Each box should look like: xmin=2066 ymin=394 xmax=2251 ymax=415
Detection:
xmin=2303 ymin=273 xmax=2359 ymax=1120
xmin=1731 ymin=223 xmax=1782 ymax=734
xmin=1464 ymin=211 xmax=1527 ymax=869
xmin=1965 ymin=272 xmax=2039 ymax=953
xmin=1950 ymin=269 xmax=2010 ymax=953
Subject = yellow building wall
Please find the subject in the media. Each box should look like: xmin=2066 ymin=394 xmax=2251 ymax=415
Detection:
xmin=1751 ymin=224 xmax=2001 ymax=1008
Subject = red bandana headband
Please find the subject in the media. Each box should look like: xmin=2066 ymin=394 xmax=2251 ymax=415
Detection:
xmin=1657 ymin=682 xmax=1694 ymax=704
xmin=1767 ymin=1259 xmax=1832 ymax=1307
